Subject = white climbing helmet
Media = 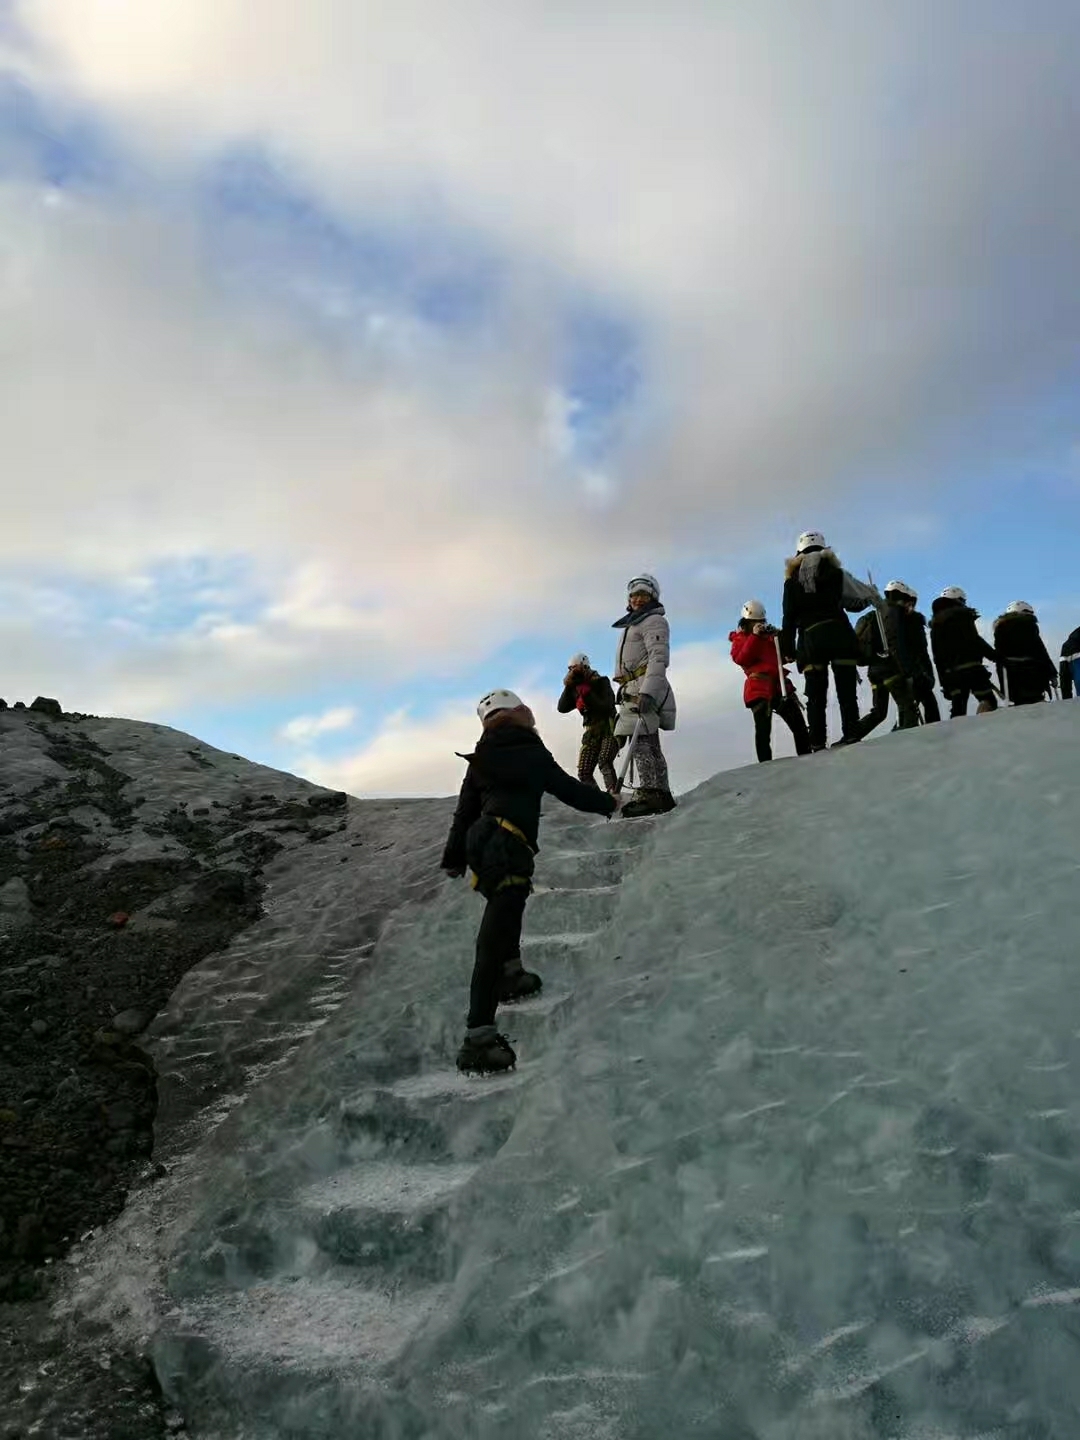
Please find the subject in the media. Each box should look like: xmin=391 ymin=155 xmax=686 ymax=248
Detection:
xmin=1005 ymin=600 xmax=1035 ymax=617
xmin=884 ymin=579 xmax=917 ymax=600
xmin=938 ymin=585 xmax=967 ymax=603
xmin=626 ymin=573 xmax=660 ymax=600
xmin=796 ymin=531 xmax=827 ymax=554
xmin=569 ymin=652 xmax=590 ymax=667
xmin=476 ymin=689 xmax=525 ymax=722
xmin=740 ymin=599 xmax=767 ymax=621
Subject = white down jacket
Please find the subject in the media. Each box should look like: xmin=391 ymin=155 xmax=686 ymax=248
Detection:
xmin=612 ymin=603 xmax=677 ymax=736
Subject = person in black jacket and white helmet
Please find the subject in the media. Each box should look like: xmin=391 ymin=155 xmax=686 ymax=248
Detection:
xmin=992 ymin=602 xmax=1057 ymax=705
xmin=780 ymin=531 xmax=878 ymax=750
xmin=612 ymin=573 xmax=677 ymax=817
xmin=441 ymin=689 xmax=618 ymax=1075
xmin=930 ymin=585 xmax=998 ymax=716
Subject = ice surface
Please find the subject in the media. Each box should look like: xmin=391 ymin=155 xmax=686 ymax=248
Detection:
xmin=89 ymin=706 xmax=1080 ymax=1436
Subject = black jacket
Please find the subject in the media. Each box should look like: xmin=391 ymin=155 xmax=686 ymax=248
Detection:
xmin=781 ymin=551 xmax=859 ymax=666
xmin=929 ymin=599 xmax=996 ymax=687
xmin=906 ymin=610 xmax=935 ymax=683
xmin=856 ymin=598 xmax=914 ymax=682
xmin=1061 ymin=625 xmax=1080 ymax=698
xmin=557 ymin=670 xmax=616 ymax=727
xmin=992 ymin=613 xmax=1057 ymax=697
xmin=441 ymin=724 xmax=615 ymax=868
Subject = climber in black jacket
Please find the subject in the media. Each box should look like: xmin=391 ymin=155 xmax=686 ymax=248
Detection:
xmin=442 ymin=689 xmax=617 ymax=1074
xmin=929 ymin=587 xmax=998 ymax=717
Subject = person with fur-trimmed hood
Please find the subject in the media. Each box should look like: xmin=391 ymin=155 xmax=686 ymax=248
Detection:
xmin=1061 ymin=624 xmax=1080 ymax=699
xmin=730 ymin=600 xmax=811 ymax=761
xmin=612 ymin=573 xmax=677 ymax=817
xmin=929 ymin=586 xmax=998 ymax=716
xmin=992 ymin=602 xmax=1057 ymax=705
xmin=780 ymin=531 xmax=878 ymax=750
xmin=557 ymin=653 xmax=619 ymax=789
xmin=442 ymin=690 xmax=619 ymax=1074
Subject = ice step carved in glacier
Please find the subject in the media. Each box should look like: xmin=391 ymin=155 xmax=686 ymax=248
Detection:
xmin=154 ymin=806 xmax=659 ymax=1438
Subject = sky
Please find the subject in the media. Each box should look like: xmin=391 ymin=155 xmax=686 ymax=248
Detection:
xmin=2 ymin=1 xmax=1080 ymax=797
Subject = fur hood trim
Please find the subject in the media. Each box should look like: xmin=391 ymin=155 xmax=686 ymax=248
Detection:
xmin=785 ymin=547 xmax=839 ymax=579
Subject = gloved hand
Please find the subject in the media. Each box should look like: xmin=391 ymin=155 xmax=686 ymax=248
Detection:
xmin=443 ymin=866 xmax=466 ymax=880
xmin=638 ymin=692 xmax=658 ymax=716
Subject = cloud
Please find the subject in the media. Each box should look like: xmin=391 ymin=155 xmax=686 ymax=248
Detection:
xmin=5 ymin=3 xmax=1080 ymax=785
xmin=278 ymin=705 xmax=356 ymax=745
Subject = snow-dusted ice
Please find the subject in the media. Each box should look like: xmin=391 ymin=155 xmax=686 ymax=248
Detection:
xmin=71 ymin=704 xmax=1080 ymax=1437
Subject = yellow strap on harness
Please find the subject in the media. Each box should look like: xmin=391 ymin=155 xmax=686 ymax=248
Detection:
xmin=467 ymin=815 xmax=533 ymax=891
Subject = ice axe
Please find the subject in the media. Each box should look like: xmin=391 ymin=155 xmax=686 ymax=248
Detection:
xmin=773 ymin=633 xmax=803 ymax=712
xmin=613 ymin=714 xmax=645 ymax=795
xmin=866 ymin=568 xmax=890 ymax=655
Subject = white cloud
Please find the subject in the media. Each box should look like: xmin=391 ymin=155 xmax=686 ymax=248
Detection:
xmin=6 ymin=3 xmax=1080 ymax=786
xmin=278 ymin=705 xmax=356 ymax=745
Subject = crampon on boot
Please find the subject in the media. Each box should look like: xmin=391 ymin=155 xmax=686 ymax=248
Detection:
xmin=457 ymin=1027 xmax=517 ymax=1074
xmin=621 ymin=788 xmax=676 ymax=819
xmin=498 ymin=956 xmax=542 ymax=1004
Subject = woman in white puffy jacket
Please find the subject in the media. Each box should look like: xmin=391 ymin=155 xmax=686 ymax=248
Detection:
xmin=612 ymin=573 xmax=677 ymax=817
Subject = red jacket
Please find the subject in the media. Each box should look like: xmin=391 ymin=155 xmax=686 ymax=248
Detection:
xmin=729 ymin=629 xmax=793 ymax=705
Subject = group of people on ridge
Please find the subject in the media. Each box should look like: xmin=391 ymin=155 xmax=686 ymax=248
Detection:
xmin=731 ymin=530 xmax=1070 ymax=761
xmin=440 ymin=544 xmax=1076 ymax=1074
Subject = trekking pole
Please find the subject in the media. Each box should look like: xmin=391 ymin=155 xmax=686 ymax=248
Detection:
xmin=773 ymin=633 xmax=803 ymax=712
xmin=613 ymin=715 xmax=645 ymax=794
xmin=866 ymin=569 xmax=889 ymax=654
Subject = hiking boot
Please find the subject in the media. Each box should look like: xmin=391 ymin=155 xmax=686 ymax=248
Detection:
xmin=621 ymin=788 xmax=673 ymax=818
xmin=831 ymin=734 xmax=862 ymax=748
xmin=457 ymin=1027 xmax=517 ymax=1074
xmin=498 ymin=957 xmax=543 ymax=1004
xmin=976 ymin=698 xmax=997 ymax=714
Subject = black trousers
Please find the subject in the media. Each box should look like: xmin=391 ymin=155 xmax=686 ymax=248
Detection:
xmin=913 ymin=674 xmax=941 ymax=723
xmin=803 ymin=663 xmax=860 ymax=749
xmin=750 ymin=696 xmax=811 ymax=762
xmin=945 ymin=667 xmax=997 ymax=717
xmin=465 ymin=816 xmax=535 ymax=1030
xmin=469 ymin=886 xmax=528 ymax=1029
xmin=855 ymin=675 xmax=921 ymax=740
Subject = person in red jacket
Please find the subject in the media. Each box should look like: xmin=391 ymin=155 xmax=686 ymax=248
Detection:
xmin=730 ymin=600 xmax=812 ymax=762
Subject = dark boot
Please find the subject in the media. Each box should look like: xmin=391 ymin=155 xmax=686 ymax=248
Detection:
xmin=457 ymin=1027 xmax=517 ymax=1074
xmin=498 ymin=956 xmax=542 ymax=1004
xmin=621 ymin=788 xmax=667 ymax=818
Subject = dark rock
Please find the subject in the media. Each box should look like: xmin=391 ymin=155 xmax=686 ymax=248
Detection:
xmin=111 ymin=1009 xmax=149 ymax=1037
xmin=13 ymin=1213 xmax=42 ymax=1260
xmin=30 ymin=697 xmax=63 ymax=720
xmin=29 ymin=1019 xmax=49 ymax=1038
xmin=13 ymin=701 xmax=25 ymax=710
xmin=104 ymin=1101 xmax=136 ymax=1131
xmin=307 ymin=790 xmax=348 ymax=812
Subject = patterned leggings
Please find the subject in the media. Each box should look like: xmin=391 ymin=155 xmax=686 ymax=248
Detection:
xmin=629 ymin=731 xmax=670 ymax=792
xmin=578 ymin=727 xmax=619 ymax=790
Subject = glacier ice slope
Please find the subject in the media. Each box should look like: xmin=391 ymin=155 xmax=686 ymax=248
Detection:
xmin=156 ymin=704 xmax=1080 ymax=1438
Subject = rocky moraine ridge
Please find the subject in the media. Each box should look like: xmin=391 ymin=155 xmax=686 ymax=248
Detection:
xmin=0 ymin=701 xmax=447 ymax=1438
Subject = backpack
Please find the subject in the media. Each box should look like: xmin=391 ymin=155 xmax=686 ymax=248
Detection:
xmin=855 ymin=610 xmax=887 ymax=664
